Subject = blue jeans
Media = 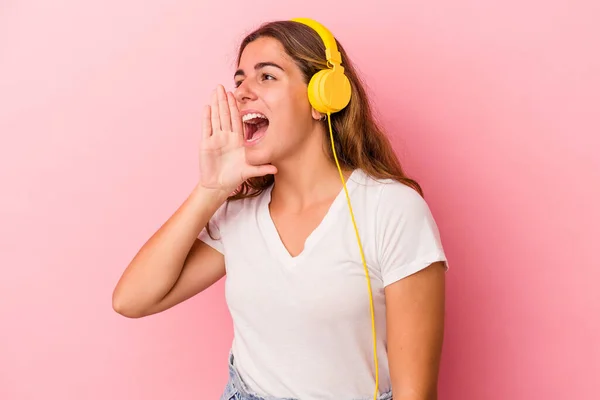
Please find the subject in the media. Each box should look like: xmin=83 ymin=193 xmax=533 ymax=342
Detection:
xmin=220 ymin=352 xmax=393 ymax=400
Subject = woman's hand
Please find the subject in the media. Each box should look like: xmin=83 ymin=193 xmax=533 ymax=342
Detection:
xmin=198 ymin=85 xmax=277 ymax=194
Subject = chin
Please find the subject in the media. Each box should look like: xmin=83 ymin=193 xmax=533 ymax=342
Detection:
xmin=244 ymin=149 xmax=273 ymax=168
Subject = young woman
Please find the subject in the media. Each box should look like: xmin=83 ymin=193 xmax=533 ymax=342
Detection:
xmin=113 ymin=18 xmax=448 ymax=400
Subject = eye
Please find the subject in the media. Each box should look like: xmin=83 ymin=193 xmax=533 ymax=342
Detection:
xmin=234 ymin=73 xmax=275 ymax=88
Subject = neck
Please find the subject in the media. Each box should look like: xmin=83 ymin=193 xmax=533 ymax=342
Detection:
xmin=270 ymin=129 xmax=353 ymax=211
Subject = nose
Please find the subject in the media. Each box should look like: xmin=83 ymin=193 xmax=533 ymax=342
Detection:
xmin=234 ymin=79 xmax=258 ymax=103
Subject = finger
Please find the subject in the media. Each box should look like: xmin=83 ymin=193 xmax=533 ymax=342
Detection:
xmin=201 ymin=105 xmax=212 ymax=139
xmin=217 ymin=85 xmax=231 ymax=132
xmin=210 ymin=89 xmax=221 ymax=132
xmin=228 ymin=91 xmax=243 ymax=135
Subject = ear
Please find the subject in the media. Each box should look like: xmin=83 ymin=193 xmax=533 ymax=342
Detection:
xmin=311 ymin=107 xmax=324 ymax=121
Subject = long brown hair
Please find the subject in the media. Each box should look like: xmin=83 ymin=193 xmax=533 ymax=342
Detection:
xmin=206 ymin=20 xmax=422 ymax=237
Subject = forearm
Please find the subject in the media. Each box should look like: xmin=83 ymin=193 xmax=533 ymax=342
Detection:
xmin=112 ymin=183 xmax=228 ymax=315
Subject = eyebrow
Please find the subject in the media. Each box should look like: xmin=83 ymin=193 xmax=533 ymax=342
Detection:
xmin=234 ymin=62 xmax=285 ymax=79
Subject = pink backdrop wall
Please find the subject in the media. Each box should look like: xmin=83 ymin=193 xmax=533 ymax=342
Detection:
xmin=1 ymin=1 xmax=598 ymax=399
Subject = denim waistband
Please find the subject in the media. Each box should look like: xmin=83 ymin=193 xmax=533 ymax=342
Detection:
xmin=220 ymin=351 xmax=393 ymax=400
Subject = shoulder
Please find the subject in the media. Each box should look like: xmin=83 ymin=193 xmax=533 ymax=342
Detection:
xmin=211 ymin=186 xmax=269 ymax=227
xmin=360 ymin=171 xmax=442 ymax=246
xmin=377 ymin=179 xmax=430 ymax=220
xmin=357 ymin=172 xmax=447 ymax=284
xmin=354 ymin=170 xmax=430 ymax=219
xmin=200 ymin=185 xmax=270 ymax=250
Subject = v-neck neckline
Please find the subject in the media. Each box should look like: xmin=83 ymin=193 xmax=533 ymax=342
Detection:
xmin=258 ymin=169 xmax=361 ymax=267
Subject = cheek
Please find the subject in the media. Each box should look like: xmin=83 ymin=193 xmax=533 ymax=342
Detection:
xmin=267 ymin=100 xmax=297 ymax=127
xmin=280 ymin=88 xmax=311 ymax=121
xmin=263 ymin=84 xmax=312 ymax=137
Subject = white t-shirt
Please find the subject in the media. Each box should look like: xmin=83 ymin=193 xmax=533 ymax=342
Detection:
xmin=198 ymin=168 xmax=448 ymax=399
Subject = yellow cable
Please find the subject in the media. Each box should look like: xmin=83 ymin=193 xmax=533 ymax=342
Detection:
xmin=327 ymin=113 xmax=379 ymax=400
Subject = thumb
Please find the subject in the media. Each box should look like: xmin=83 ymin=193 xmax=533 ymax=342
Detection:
xmin=242 ymin=164 xmax=278 ymax=180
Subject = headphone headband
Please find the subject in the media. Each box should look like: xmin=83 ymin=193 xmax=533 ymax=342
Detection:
xmin=289 ymin=17 xmax=351 ymax=114
xmin=291 ymin=18 xmax=343 ymax=68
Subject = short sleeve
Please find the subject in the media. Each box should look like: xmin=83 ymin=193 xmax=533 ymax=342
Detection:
xmin=375 ymin=182 xmax=448 ymax=287
xmin=198 ymin=202 xmax=227 ymax=254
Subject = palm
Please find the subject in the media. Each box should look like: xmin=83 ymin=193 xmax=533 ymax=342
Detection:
xmin=199 ymin=130 xmax=245 ymax=189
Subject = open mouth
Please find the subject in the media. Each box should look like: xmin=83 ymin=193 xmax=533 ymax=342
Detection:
xmin=242 ymin=112 xmax=269 ymax=143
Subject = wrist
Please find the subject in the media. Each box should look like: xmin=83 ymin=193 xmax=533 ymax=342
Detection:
xmin=192 ymin=182 xmax=232 ymax=204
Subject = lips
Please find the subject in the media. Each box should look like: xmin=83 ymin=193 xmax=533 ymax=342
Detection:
xmin=241 ymin=111 xmax=269 ymax=143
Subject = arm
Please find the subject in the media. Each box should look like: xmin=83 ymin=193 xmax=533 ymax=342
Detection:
xmin=112 ymin=183 xmax=229 ymax=318
xmin=385 ymin=261 xmax=446 ymax=400
xmin=112 ymin=84 xmax=278 ymax=319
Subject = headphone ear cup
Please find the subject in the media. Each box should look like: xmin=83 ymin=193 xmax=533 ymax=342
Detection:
xmin=307 ymin=70 xmax=330 ymax=114
xmin=308 ymin=69 xmax=352 ymax=114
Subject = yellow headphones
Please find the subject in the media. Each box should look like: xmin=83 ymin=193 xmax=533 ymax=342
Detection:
xmin=291 ymin=18 xmax=380 ymax=400
xmin=291 ymin=18 xmax=352 ymax=115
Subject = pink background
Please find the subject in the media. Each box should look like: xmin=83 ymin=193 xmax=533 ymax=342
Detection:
xmin=1 ymin=1 xmax=598 ymax=399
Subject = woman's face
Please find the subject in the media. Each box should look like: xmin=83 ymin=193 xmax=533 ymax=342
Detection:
xmin=233 ymin=36 xmax=322 ymax=167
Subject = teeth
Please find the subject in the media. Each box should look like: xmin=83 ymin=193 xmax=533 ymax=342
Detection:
xmin=242 ymin=112 xmax=268 ymax=123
